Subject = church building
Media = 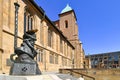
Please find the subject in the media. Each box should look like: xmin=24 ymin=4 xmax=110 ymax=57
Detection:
xmin=0 ymin=0 xmax=85 ymax=73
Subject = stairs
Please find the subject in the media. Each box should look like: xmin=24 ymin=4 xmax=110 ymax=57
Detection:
xmin=57 ymin=73 xmax=78 ymax=80
xmin=42 ymin=72 xmax=78 ymax=80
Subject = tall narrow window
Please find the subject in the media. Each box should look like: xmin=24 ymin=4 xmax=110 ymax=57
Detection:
xmin=36 ymin=49 xmax=44 ymax=62
xmin=60 ymin=37 xmax=63 ymax=53
xmin=30 ymin=18 xmax=33 ymax=30
xmin=56 ymin=35 xmax=58 ymax=51
xmin=27 ymin=15 xmax=33 ymax=31
xmin=62 ymin=57 xmax=64 ymax=66
xmin=70 ymin=48 xmax=72 ymax=59
xmin=55 ymin=54 xmax=58 ymax=64
xmin=24 ymin=8 xmax=33 ymax=32
xmin=65 ymin=20 xmax=68 ymax=28
xmin=64 ymin=43 xmax=66 ymax=56
xmin=65 ymin=58 xmax=67 ymax=66
xmin=27 ymin=15 xmax=30 ymax=30
xmin=48 ymin=29 xmax=53 ymax=47
xmin=49 ymin=52 xmax=54 ymax=64
xmin=40 ymin=22 xmax=44 ymax=45
xmin=36 ymin=49 xmax=40 ymax=62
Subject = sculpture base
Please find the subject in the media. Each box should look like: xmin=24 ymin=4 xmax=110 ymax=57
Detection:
xmin=0 ymin=74 xmax=62 ymax=80
xmin=10 ymin=62 xmax=37 ymax=75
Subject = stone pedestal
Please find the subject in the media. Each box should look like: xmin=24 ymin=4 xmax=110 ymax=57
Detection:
xmin=10 ymin=62 xmax=37 ymax=75
xmin=0 ymin=74 xmax=62 ymax=80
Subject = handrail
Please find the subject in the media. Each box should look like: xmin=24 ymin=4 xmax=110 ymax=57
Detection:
xmin=70 ymin=70 xmax=95 ymax=80
xmin=59 ymin=69 xmax=95 ymax=80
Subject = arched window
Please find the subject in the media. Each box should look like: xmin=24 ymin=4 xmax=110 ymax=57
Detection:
xmin=27 ymin=14 xmax=33 ymax=31
xmin=48 ymin=28 xmax=53 ymax=47
xmin=65 ymin=20 xmax=68 ymax=28
xmin=24 ymin=7 xmax=34 ymax=32
xmin=36 ymin=49 xmax=44 ymax=62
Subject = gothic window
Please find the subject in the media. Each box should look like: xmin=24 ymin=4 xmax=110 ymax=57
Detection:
xmin=62 ymin=57 xmax=64 ymax=66
xmin=70 ymin=48 xmax=72 ymax=59
xmin=24 ymin=7 xmax=34 ymax=32
xmin=64 ymin=42 xmax=67 ymax=56
xmin=62 ymin=57 xmax=67 ymax=66
xmin=27 ymin=15 xmax=33 ymax=31
xmin=40 ymin=22 xmax=44 ymax=45
xmin=65 ymin=58 xmax=67 ymax=66
xmin=55 ymin=54 xmax=58 ymax=64
xmin=56 ymin=35 xmax=58 ymax=51
xmin=36 ymin=49 xmax=43 ymax=62
xmin=60 ymin=37 xmax=63 ymax=53
xmin=65 ymin=20 xmax=68 ymax=28
xmin=49 ymin=52 xmax=54 ymax=64
xmin=48 ymin=28 xmax=53 ymax=47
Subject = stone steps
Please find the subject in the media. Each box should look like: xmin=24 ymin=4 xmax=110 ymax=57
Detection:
xmin=42 ymin=72 xmax=78 ymax=80
xmin=56 ymin=74 xmax=78 ymax=80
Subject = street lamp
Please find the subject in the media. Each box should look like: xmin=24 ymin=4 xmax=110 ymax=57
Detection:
xmin=14 ymin=2 xmax=20 ymax=52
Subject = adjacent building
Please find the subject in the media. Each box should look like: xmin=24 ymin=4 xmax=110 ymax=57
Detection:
xmin=86 ymin=51 xmax=120 ymax=69
xmin=0 ymin=0 xmax=84 ymax=73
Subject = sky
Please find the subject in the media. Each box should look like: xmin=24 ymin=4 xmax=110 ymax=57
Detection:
xmin=34 ymin=0 xmax=120 ymax=55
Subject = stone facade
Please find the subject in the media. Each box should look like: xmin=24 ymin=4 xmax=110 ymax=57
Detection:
xmin=0 ymin=0 xmax=84 ymax=74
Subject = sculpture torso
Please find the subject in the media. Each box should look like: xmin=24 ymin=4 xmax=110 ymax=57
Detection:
xmin=15 ymin=34 xmax=37 ymax=63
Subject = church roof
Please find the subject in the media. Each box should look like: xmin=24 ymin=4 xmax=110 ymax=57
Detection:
xmin=61 ymin=4 xmax=72 ymax=14
xmin=28 ymin=0 xmax=75 ymax=49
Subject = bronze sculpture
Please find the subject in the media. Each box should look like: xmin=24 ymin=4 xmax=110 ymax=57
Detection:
xmin=10 ymin=30 xmax=41 ymax=75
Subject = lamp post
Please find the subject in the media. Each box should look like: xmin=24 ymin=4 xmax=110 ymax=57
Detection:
xmin=14 ymin=2 xmax=20 ymax=52
xmin=24 ymin=6 xmax=27 ymax=33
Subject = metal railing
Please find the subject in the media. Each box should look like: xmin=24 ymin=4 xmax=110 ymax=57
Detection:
xmin=59 ymin=69 xmax=95 ymax=80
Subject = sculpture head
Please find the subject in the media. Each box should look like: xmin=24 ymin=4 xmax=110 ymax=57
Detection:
xmin=23 ymin=29 xmax=38 ymax=46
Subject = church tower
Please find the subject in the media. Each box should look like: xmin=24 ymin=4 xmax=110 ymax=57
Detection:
xmin=54 ymin=4 xmax=85 ymax=68
xmin=59 ymin=4 xmax=79 ymax=44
